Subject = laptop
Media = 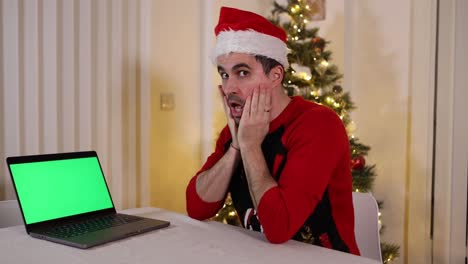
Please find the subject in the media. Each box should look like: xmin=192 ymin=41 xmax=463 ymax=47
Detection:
xmin=6 ymin=150 xmax=170 ymax=249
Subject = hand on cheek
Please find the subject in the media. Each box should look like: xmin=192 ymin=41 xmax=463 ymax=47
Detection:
xmin=237 ymin=86 xmax=272 ymax=150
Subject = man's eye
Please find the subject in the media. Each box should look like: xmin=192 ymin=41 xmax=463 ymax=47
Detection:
xmin=239 ymin=70 xmax=249 ymax=77
xmin=220 ymin=72 xmax=228 ymax=79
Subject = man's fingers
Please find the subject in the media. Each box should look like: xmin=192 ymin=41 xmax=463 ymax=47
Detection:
xmin=258 ymin=85 xmax=267 ymax=114
xmin=250 ymin=87 xmax=259 ymax=114
xmin=244 ymin=95 xmax=252 ymax=117
xmin=264 ymin=87 xmax=272 ymax=116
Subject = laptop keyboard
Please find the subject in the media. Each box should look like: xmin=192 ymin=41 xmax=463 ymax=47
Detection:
xmin=44 ymin=214 xmax=144 ymax=238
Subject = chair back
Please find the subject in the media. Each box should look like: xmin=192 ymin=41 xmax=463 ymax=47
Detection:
xmin=0 ymin=200 xmax=23 ymax=228
xmin=352 ymin=192 xmax=382 ymax=262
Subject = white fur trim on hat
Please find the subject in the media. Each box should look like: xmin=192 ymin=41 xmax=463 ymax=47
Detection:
xmin=213 ymin=30 xmax=289 ymax=68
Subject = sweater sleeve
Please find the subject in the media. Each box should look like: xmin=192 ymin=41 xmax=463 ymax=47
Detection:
xmin=186 ymin=126 xmax=231 ymax=220
xmin=256 ymin=108 xmax=350 ymax=243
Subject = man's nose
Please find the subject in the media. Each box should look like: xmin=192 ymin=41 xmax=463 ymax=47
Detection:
xmin=224 ymin=79 xmax=238 ymax=95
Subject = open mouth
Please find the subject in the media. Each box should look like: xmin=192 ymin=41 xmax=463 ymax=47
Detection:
xmin=228 ymin=100 xmax=244 ymax=117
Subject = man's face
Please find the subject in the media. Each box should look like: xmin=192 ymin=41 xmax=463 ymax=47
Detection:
xmin=216 ymin=53 xmax=272 ymax=124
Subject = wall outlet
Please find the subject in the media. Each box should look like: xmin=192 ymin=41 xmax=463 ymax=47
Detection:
xmin=160 ymin=93 xmax=175 ymax=111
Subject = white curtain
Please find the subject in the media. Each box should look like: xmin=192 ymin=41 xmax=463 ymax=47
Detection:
xmin=0 ymin=0 xmax=152 ymax=209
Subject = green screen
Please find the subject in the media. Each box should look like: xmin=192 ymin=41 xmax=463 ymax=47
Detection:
xmin=10 ymin=157 xmax=114 ymax=224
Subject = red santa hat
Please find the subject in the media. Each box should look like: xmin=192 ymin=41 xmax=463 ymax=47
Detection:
xmin=213 ymin=7 xmax=289 ymax=68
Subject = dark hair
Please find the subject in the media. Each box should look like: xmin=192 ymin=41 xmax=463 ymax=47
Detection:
xmin=254 ymin=55 xmax=283 ymax=75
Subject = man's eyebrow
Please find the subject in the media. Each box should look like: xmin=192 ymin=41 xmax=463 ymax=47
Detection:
xmin=217 ymin=63 xmax=251 ymax=73
xmin=232 ymin=63 xmax=251 ymax=71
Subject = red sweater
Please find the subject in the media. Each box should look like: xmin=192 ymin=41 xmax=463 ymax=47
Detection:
xmin=186 ymin=96 xmax=360 ymax=255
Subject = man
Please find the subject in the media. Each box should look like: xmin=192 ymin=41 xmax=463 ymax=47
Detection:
xmin=186 ymin=6 xmax=360 ymax=255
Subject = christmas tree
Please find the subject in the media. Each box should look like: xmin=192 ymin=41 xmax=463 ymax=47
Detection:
xmin=213 ymin=1 xmax=399 ymax=262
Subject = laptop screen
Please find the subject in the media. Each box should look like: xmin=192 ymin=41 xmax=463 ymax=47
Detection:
xmin=9 ymin=156 xmax=114 ymax=224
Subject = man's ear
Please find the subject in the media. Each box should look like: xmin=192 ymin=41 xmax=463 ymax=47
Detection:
xmin=269 ymin=65 xmax=284 ymax=85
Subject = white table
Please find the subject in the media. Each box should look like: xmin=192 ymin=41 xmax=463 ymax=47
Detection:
xmin=0 ymin=207 xmax=380 ymax=264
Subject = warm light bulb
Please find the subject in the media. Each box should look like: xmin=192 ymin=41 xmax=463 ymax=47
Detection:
xmin=303 ymin=19 xmax=308 ymax=23
xmin=228 ymin=211 xmax=236 ymax=216
xmin=320 ymin=60 xmax=329 ymax=67
xmin=293 ymin=25 xmax=298 ymax=29
xmin=306 ymin=5 xmax=310 ymax=9
xmin=297 ymin=29 xmax=301 ymax=32
xmin=355 ymin=189 xmax=359 ymax=192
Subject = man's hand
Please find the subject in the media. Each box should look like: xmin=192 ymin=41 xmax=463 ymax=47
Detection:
xmin=237 ymin=85 xmax=276 ymax=208
xmin=218 ymin=85 xmax=239 ymax=149
xmin=237 ymin=86 xmax=272 ymax=150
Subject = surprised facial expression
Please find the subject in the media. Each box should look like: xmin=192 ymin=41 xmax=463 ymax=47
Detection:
xmin=216 ymin=53 xmax=272 ymax=124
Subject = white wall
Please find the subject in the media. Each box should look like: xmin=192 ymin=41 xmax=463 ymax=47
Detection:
xmin=0 ymin=0 xmax=152 ymax=209
xmin=346 ymin=1 xmax=411 ymax=263
xmin=149 ymin=0 xmax=202 ymax=213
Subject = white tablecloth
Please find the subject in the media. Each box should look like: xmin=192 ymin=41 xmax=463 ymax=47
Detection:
xmin=0 ymin=207 xmax=380 ymax=264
